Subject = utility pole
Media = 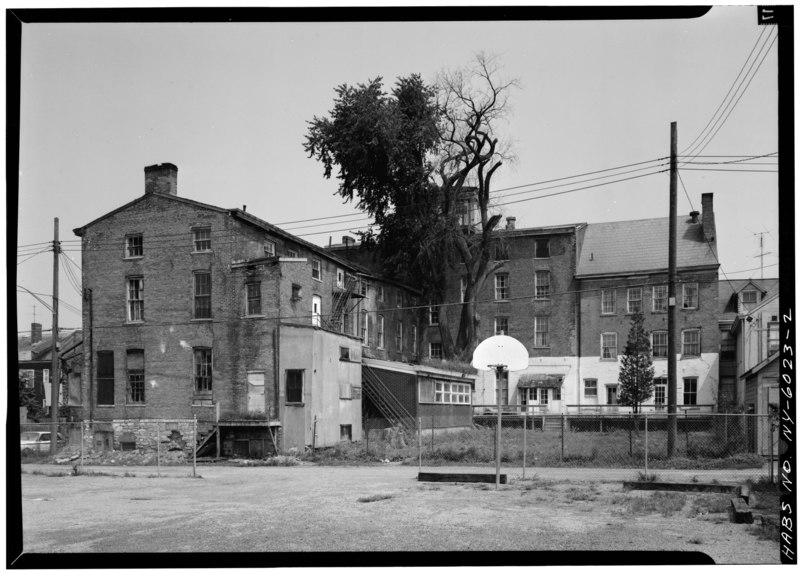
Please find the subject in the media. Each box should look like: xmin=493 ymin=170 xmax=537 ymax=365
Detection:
xmin=50 ymin=218 xmax=60 ymax=456
xmin=667 ymin=123 xmax=678 ymax=458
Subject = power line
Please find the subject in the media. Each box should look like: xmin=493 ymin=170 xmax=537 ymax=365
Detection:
xmin=679 ymin=168 xmax=778 ymax=173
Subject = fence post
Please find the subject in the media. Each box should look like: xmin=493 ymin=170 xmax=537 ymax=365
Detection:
xmin=644 ymin=413 xmax=648 ymax=478
xmin=560 ymin=413 xmax=565 ymax=462
xmin=769 ymin=416 xmax=775 ymax=484
xmin=418 ymin=417 xmax=422 ymax=473
xmin=156 ymin=420 xmax=160 ymax=477
xmin=495 ymin=404 xmax=502 ymax=490
xmin=522 ymin=410 xmax=527 ymax=479
xmin=80 ymin=421 xmax=84 ymax=472
xmin=431 ymin=415 xmax=434 ymax=451
xmin=193 ymin=416 xmax=197 ymax=478
xmin=629 ymin=413 xmax=633 ymax=457
xmin=685 ymin=410 xmax=689 ymax=455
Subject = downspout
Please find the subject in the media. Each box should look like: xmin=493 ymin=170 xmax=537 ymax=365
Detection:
xmin=87 ymin=288 xmax=94 ymax=421
xmin=575 ymin=283 xmax=581 ymax=414
xmin=273 ymin=264 xmax=282 ymax=452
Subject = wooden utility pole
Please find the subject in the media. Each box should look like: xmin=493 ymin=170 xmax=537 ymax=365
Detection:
xmin=667 ymin=124 xmax=678 ymax=457
xmin=50 ymin=218 xmax=60 ymax=455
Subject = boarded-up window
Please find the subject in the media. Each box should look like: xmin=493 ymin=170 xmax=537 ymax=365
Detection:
xmin=419 ymin=379 xmax=434 ymax=403
xmin=97 ymin=351 xmax=114 ymax=405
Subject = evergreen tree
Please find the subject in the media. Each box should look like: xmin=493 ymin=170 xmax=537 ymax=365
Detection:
xmin=617 ymin=312 xmax=655 ymax=414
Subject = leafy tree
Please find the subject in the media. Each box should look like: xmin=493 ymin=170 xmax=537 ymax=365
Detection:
xmin=19 ymin=372 xmax=45 ymax=422
xmin=304 ymin=53 xmax=518 ymax=358
xmin=617 ymin=312 xmax=656 ymax=414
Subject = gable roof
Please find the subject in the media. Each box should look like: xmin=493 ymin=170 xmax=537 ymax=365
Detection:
xmin=576 ymin=215 xmax=718 ymax=278
xmin=18 ymin=330 xmax=83 ymax=362
xmin=718 ymin=278 xmax=780 ymax=321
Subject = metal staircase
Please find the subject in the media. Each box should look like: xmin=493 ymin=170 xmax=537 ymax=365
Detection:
xmin=329 ymin=274 xmax=359 ymax=332
xmin=361 ymin=366 xmax=416 ymax=434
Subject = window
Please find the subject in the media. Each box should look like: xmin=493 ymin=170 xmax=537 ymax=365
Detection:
xmin=584 ymin=378 xmax=598 ymax=397
xmin=520 ymin=387 xmax=537 ymax=405
xmin=97 ymin=351 xmax=114 ymax=405
xmin=340 ymin=424 xmax=353 ymax=441
xmin=652 ymin=284 xmax=668 ymax=312
xmin=311 ymin=259 xmax=321 ymax=281
xmin=534 ymin=316 xmax=549 ymax=347
xmin=494 ymin=242 xmax=509 ymax=261
xmin=721 ymin=331 xmax=736 ymax=360
xmin=335 ymin=270 xmax=345 ymax=289
xmin=682 ymin=329 xmax=700 ymax=357
xmin=396 ymin=292 xmax=403 ymax=308
xmin=264 ymin=239 xmax=276 ymax=257
xmin=312 ymin=295 xmax=322 ymax=327
xmin=126 ymin=349 xmax=145 ymax=404
xmin=127 ymin=278 xmax=144 ymax=322
xmin=411 ymin=325 xmax=418 ymax=354
xmin=540 ymin=388 xmax=549 ymax=405
xmin=741 ymin=290 xmax=758 ymax=305
xmin=682 ymin=283 xmax=698 ymax=309
xmin=246 ymin=282 xmax=262 ymax=315
xmin=601 ymin=333 xmax=618 ymax=359
xmin=654 ymin=377 xmax=666 ymax=408
xmin=286 ymin=369 xmax=304 ymax=404
xmin=652 ymin=331 xmax=668 ymax=358
xmin=495 ymin=274 xmax=509 ymax=300
xmin=395 ymin=322 xmax=403 ymax=352
xmin=460 ymin=277 xmax=467 ymax=303
xmin=194 ymin=272 xmax=212 ymax=319
xmin=607 ymin=385 xmax=618 ymax=405
xmin=495 ymin=317 xmax=509 ymax=336
xmin=430 ymin=342 xmax=443 ymax=359
xmin=553 ymin=386 xmax=562 ymax=401
xmin=287 ymin=249 xmax=299 ymax=258
xmin=534 ymin=271 xmax=550 ymax=300
xmin=434 ymin=381 xmax=472 ymax=404
xmin=497 ymin=371 xmax=508 ymax=405
xmin=339 ymin=346 xmax=351 ymax=361
xmin=360 ymin=310 xmax=369 ymax=344
xmin=429 ymin=306 xmax=439 ymax=326
xmin=291 ymin=283 xmax=302 ymax=301
xmin=768 ymin=320 xmax=780 ymax=355
xmin=601 ymin=290 xmax=616 ymax=315
xmin=194 ymin=348 xmax=212 ymax=392
xmin=627 ymin=288 xmax=642 ymax=314
xmin=193 ymin=227 xmax=211 ymax=252
xmin=534 ymin=238 xmax=550 ymax=258
xmin=126 ymin=234 xmax=143 ymax=258
xmin=377 ymin=315 xmax=385 ymax=348
xmin=377 ymin=285 xmax=385 ymax=302
xmin=683 ymin=377 xmax=698 ymax=405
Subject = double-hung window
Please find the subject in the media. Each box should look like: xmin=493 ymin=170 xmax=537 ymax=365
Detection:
xmin=126 ymin=349 xmax=145 ymax=404
xmin=627 ymin=288 xmax=642 ymax=314
xmin=246 ymin=282 xmax=262 ymax=316
xmin=97 ymin=351 xmax=115 ymax=405
xmin=429 ymin=306 xmax=439 ymax=326
xmin=495 ymin=317 xmax=509 ymax=336
xmin=601 ymin=333 xmax=618 ymax=359
xmin=495 ymin=274 xmax=509 ymax=300
xmin=683 ymin=377 xmax=698 ymax=405
xmin=125 ymin=234 xmax=143 ymax=258
xmin=652 ymin=331 xmax=668 ymax=358
xmin=682 ymin=283 xmax=699 ymax=309
xmin=194 ymin=348 xmax=212 ymax=392
xmin=127 ymin=277 xmax=144 ymax=322
xmin=534 ymin=271 xmax=550 ymax=300
xmin=654 ymin=377 xmax=667 ymax=408
xmin=193 ymin=227 xmax=211 ymax=252
xmin=360 ymin=310 xmax=369 ymax=344
xmin=601 ymin=290 xmax=616 ymax=315
xmin=311 ymin=259 xmax=321 ymax=281
xmin=264 ymin=239 xmax=276 ymax=257
xmin=682 ymin=329 xmax=700 ymax=357
xmin=430 ymin=342 xmax=443 ymax=359
xmin=534 ymin=316 xmax=549 ymax=347
xmin=768 ymin=319 xmax=780 ymax=355
xmin=584 ymin=378 xmax=598 ymax=398
xmin=652 ymin=284 xmax=668 ymax=312
xmin=377 ymin=316 xmax=385 ymax=348
xmin=395 ymin=322 xmax=403 ymax=351
xmin=286 ymin=369 xmax=304 ymax=404
xmin=534 ymin=238 xmax=550 ymax=258
xmin=194 ymin=272 xmax=212 ymax=319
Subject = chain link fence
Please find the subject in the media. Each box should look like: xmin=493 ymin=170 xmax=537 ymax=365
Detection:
xmin=18 ymin=419 xmax=200 ymax=476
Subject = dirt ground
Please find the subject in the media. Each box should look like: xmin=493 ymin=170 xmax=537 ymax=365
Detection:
xmin=13 ymin=463 xmax=779 ymax=565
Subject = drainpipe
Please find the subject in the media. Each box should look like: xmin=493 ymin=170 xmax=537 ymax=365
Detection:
xmin=87 ymin=288 xmax=94 ymax=421
xmin=575 ymin=282 xmax=581 ymax=415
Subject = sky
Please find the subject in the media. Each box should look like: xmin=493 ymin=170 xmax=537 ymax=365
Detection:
xmin=13 ymin=6 xmax=782 ymax=334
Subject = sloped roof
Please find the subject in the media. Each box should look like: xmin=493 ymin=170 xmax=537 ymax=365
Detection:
xmin=718 ymin=278 xmax=780 ymax=322
xmin=576 ymin=216 xmax=718 ymax=277
xmin=18 ymin=330 xmax=83 ymax=362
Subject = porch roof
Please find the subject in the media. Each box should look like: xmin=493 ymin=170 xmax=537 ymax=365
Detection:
xmin=517 ymin=374 xmax=564 ymax=388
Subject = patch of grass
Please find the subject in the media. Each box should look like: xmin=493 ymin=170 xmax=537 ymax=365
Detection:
xmin=625 ymin=492 xmax=687 ymax=517
xmin=357 ymin=493 xmax=394 ymax=503
xmin=688 ymin=493 xmax=730 ymax=516
xmin=749 ymin=516 xmax=780 ymax=542
xmin=564 ymin=487 xmax=594 ymax=502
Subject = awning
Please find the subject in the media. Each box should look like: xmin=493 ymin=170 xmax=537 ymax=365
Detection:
xmin=517 ymin=374 xmax=564 ymax=388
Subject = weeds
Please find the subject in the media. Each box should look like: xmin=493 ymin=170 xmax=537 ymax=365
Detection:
xmin=637 ymin=471 xmax=658 ymax=482
xmin=623 ymin=492 xmax=687 ymax=517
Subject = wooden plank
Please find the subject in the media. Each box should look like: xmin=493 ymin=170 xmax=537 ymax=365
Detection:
xmin=418 ymin=472 xmax=507 ymax=484
xmin=622 ymin=481 xmax=741 ymax=495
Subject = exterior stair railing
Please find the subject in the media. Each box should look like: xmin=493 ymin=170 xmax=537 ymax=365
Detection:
xmin=328 ymin=274 xmax=359 ymax=332
xmin=361 ymin=366 xmax=416 ymax=434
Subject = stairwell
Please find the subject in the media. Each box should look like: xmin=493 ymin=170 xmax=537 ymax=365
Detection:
xmin=361 ymin=367 xmax=416 ymax=434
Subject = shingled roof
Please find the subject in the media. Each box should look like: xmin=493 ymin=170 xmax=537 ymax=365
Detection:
xmin=718 ymin=278 xmax=780 ymax=322
xmin=576 ymin=215 xmax=719 ymax=278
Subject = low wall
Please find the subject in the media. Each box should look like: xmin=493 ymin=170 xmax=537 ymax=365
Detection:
xmin=81 ymin=419 xmax=203 ymax=454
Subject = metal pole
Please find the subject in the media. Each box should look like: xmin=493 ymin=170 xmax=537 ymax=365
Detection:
xmin=667 ymin=122 xmax=678 ymax=457
xmin=156 ymin=420 xmax=160 ymax=477
xmin=193 ymin=416 xmax=197 ymax=478
xmin=560 ymin=413 xmax=565 ymax=461
xmin=215 ymin=401 xmax=220 ymax=460
xmin=495 ymin=366 xmax=503 ymax=490
xmin=50 ymin=218 xmax=60 ymax=456
xmin=685 ymin=410 xmax=689 ymax=455
xmin=431 ymin=415 xmax=434 ymax=451
xmin=522 ymin=410 xmax=527 ymax=479
xmin=80 ymin=421 xmax=84 ymax=472
xmin=418 ymin=417 xmax=422 ymax=473
xmin=769 ymin=416 xmax=775 ymax=484
xmin=644 ymin=413 xmax=649 ymax=478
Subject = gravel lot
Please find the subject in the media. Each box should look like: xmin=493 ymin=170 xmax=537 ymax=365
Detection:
xmin=13 ymin=463 xmax=779 ymax=565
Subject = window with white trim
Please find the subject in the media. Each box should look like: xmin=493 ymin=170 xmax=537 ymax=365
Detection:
xmin=429 ymin=342 xmax=442 ymax=359
xmin=194 ymin=348 xmax=213 ymax=392
xmin=194 ymin=272 xmax=212 ymax=319
xmin=534 ymin=271 xmax=550 ymax=300
xmin=534 ymin=316 xmax=549 ymax=347
xmin=246 ymin=282 xmax=262 ymax=316
xmin=311 ymin=259 xmax=321 ymax=281
xmin=682 ymin=329 xmax=700 ymax=357
xmin=125 ymin=234 xmax=143 ymax=258
xmin=495 ymin=317 xmax=508 ymax=336
xmin=652 ymin=284 xmax=668 ymax=312
xmin=434 ymin=381 xmax=471 ymax=404
xmin=264 ymin=239 xmax=276 ymax=257
xmin=741 ymin=290 xmax=758 ymax=305
xmin=429 ymin=306 xmax=439 ymax=326
xmin=395 ymin=321 xmax=403 ymax=351
xmin=193 ymin=227 xmax=211 ymax=252
xmin=584 ymin=378 xmax=597 ymax=397
xmin=377 ymin=316 xmax=385 ymax=348
xmin=126 ymin=349 xmax=145 ymax=404
xmin=336 ymin=269 xmax=345 ymax=289
xmin=652 ymin=331 xmax=667 ymax=358
xmin=495 ymin=274 xmax=509 ymax=300
xmin=627 ymin=288 xmax=642 ymax=314
xmin=601 ymin=333 xmax=617 ymax=359
xmin=654 ymin=377 xmax=666 ymax=408
xmin=683 ymin=377 xmax=698 ymax=405
xmin=601 ymin=290 xmax=616 ymax=315
xmin=768 ymin=319 xmax=779 ymax=355
xmin=682 ymin=283 xmax=698 ymax=309
xmin=127 ymin=277 xmax=144 ymax=322
xmin=312 ymin=295 xmax=322 ymax=327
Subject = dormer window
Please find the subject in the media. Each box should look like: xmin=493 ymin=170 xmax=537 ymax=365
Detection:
xmin=741 ymin=290 xmax=758 ymax=305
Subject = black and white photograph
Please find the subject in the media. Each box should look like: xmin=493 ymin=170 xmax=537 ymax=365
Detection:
xmin=8 ymin=4 xmax=795 ymax=567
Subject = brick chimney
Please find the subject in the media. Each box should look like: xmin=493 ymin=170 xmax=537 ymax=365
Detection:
xmin=144 ymin=163 xmax=178 ymax=196
xmin=342 ymin=236 xmax=356 ymax=246
xmin=31 ymin=323 xmax=42 ymax=344
xmin=505 ymin=216 xmax=516 ymax=230
xmin=701 ymin=193 xmax=715 ymax=242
